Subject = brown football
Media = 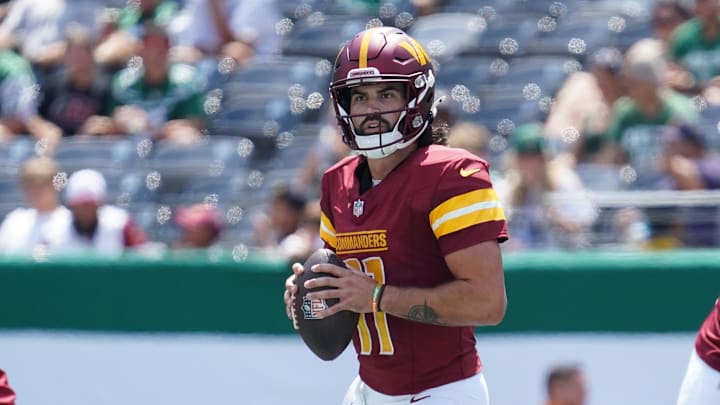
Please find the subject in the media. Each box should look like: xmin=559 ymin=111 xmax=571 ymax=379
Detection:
xmin=294 ymin=248 xmax=358 ymax=361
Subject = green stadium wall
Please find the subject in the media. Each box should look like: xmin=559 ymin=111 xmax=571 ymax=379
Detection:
xmin=0 ymin=249 xmax=717 ymax=334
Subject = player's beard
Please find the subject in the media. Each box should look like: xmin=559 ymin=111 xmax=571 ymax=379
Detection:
xmin=356 ymin=114 xmax=393 ymax=135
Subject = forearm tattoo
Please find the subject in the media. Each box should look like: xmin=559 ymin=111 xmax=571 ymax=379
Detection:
xmin=406 ymin=301 xmax=443 ymax=325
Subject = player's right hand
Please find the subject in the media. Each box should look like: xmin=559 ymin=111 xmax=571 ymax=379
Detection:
xmin=284 ymin=263 xmax=305 ymax=328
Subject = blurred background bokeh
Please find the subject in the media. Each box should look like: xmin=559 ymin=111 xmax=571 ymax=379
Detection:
xmin=0 ymin=0 xmax=718 ymax=404
xmin=0 ymin=0 xmax=718 ymax=257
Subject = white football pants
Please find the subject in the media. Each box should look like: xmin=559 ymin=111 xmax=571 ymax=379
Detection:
xmin=677 ymin=348 xmax=720 ymax=405
xmin=342 ymin=373 xmax=490 ymax=405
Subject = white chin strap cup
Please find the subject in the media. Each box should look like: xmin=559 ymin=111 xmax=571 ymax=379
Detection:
xmin=351 ymin=97 xmax=445 ymax=160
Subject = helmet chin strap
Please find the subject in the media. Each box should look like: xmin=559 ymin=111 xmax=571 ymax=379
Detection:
xmin=369 ymin=96 xmax=445 ymax=159
xmin=353 ymin=111 xmax=406 ymax=159
xmin=343 ymin=96 xmax=446 ymax=160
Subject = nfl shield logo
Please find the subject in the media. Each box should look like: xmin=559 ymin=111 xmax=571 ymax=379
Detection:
xmin=302 ymin=295 xmax=328 ymax=319
xmin=353 ymin=199 xmax=364 ymax=217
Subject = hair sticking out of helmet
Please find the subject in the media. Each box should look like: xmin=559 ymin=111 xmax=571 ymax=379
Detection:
xmin=330 ymin=27 xmax=437 ymax=159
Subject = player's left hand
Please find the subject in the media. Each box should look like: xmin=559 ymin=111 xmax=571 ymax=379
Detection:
xmin=304 ymin=263 xmax=377 ymax=318
xmin=283 ymin=262 xmax=304 ymax=329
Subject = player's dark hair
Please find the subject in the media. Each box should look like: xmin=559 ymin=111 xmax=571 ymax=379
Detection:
xmin=417 ymin=124 xmax=449 ymax=147
xmin=417 ymin=97 xmax=448 ymax=147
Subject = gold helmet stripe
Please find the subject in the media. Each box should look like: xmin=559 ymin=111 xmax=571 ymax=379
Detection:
xmin=358 ymin=30 xmax=372 ymax=68
xmin=409 ymin=37 xmax=430 ymax=65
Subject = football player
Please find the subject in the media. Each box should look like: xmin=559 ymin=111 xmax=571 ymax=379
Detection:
xmin=284 ymin=27 xmax=508 ymax=404
xmin=677 ymin=297 xmax=720 ymax=404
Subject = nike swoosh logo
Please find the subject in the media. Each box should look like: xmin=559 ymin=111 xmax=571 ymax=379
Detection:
xmin=460 ymin=168 xmax=481 ymax=177
xmin=410 ymin=395 xmax=431 ymax=403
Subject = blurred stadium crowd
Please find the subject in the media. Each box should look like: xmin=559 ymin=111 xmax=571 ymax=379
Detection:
xmin=0 ymin=0 xmax=718 ymax=261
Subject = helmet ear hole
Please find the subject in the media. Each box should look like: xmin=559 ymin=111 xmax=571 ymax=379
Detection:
xmin=336 ymin=88 xmax=352 ymax=112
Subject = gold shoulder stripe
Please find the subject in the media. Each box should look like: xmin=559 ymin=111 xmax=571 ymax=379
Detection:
xmin=320 ymin=211 xmax=337 ymax=248
xmin=429 ymin=189 xmax=505 ymax=239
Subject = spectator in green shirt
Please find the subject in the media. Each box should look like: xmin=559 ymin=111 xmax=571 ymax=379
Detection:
xmin=605 ymin=57 xmax=698 ymax=187
xmin=607 ymin=60 xmax=698 ymax=144
xmin=0 ymin=49 xmax=62 ymax=153
xmin=104 ymin=22 xmax=207 ymax=144
xmin=117 ymin=0 xmax=178 ymax=33
xmin=668 ymin=0 xmax=720 ymax=92
xmin=94 ymin=0 xmax=178 ymax=69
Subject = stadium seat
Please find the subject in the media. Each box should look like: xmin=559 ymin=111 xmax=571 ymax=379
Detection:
xmin=699 ymin=108 xmax=720 ymax=152
xmin=136 ymin=136 xmax=249 ymax=204
xmin=281 ymin=15 xmax=369 ymax=59
xmin=244 ymin=167 xmax=304 ymax=205
xmin=0 ymin=173 xmax=22 ymax=205
xmin=52 ymin=136 xmax=137 ymax=177
xmin=278 ymin=0 xmax=304 ymax=18
xmin=435 ymin=56 xmax=500 ymax=93
xmin=450 ymin=94 xmax=541 ymax=129
xmin=575 ymin=163 xmax=622 ymax=191
xmin=507 ymin=0 xmax=581 ymax=16
xmin=226 ymin=56 xmax=331 ymax=95
xmin=210 ymin=56 xmax=331 ymax=143
xmin=145 ymin=136 xmax=249 ymax=177
xmin=180 ymin=171 xmax=251 ymax=206
xmin=126 ymin=202 xmax=180 ymax=244
xmin=529 ymin=18 xmax=611 ymax=56
xmin=407 ymin=13 xmax=486 ymax=61
xmin=212 ymin=93 xmax=297 ymax=136
xmin=442 ymin=0 xmax=510 ymax=13
xmin=597 ymin=0 xmax=655 ymax=15
xmin=217 ymin=221 xmax=255 ymax=247
xmin=0 ymin=137 xmax=34 ymax=176
xmin=111 ymin=171 xmax=158 ymax=206
xmin=611 ymin=16 xmax=652 ymax=51
xmin=468 ymin=15 xmax=537 ymax=57
xmin=278 ymin=0 xmax=411 ymax=18
xmin=487 ymin=56 xmax=576 ymax=99
xmin=0 ymin=201 xmax=19 ymax=224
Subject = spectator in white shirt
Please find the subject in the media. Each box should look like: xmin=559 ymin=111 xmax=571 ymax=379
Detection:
xmin=169 ymin=0 xmax=280 ymax=67
xmin=0 ymin=156 xmax=68 ymax=256
xmin=50 ymin=168 xmax=148 ymax=258
xmin=0 ymin=0 xmax=101 ymax=71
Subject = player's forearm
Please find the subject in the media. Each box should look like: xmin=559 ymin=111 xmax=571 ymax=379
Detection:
xmin=379 ymin=280 xmax=506 ymax=327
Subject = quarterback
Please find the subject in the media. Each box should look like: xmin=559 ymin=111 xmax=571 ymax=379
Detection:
xmin=284 ymin=27 xmax=508 ymax=404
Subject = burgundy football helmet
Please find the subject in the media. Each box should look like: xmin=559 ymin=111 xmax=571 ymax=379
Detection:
xmin=330 ymin=27 xmax=437 ymax=159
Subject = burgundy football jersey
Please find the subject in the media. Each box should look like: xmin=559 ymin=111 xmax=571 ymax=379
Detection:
xmin=696 ymin=298 xmax=720 ymax=372
xmin=319 ymin=145 xmax=508 ymax=395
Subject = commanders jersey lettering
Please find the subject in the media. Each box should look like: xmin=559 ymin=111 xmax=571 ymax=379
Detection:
xmin=335 ymin=230 xmax=388 ymax=254
xmin=429 ymin=188 xmax=505 ymax=239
